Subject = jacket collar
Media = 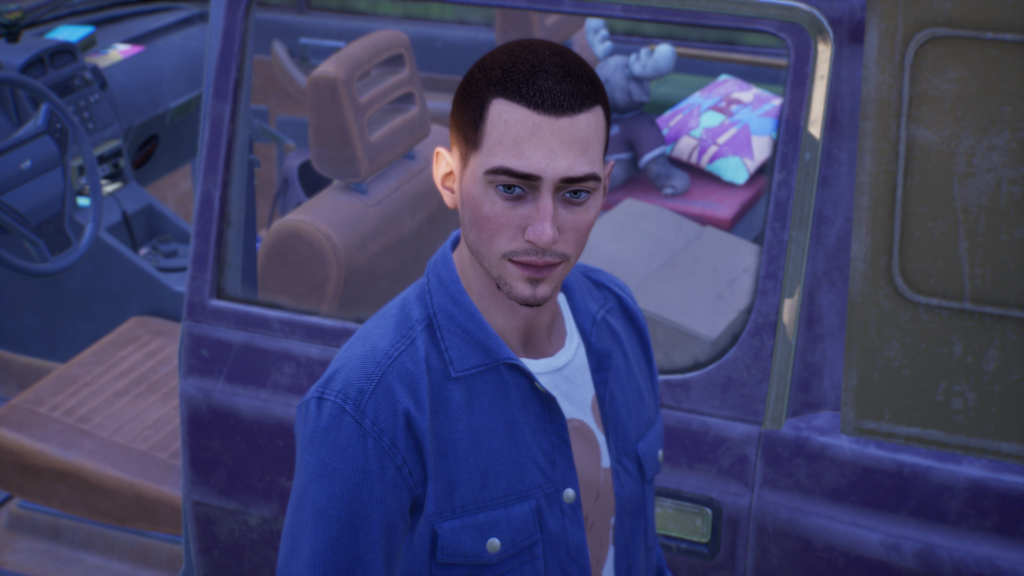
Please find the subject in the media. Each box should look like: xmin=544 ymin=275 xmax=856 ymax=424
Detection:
xmin=425 ymin=231 xmax=608 ymax=378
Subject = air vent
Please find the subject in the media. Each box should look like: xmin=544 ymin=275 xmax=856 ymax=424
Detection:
xmin=21 ymin=59 xmax=46 ymax=78
xmin=49 ymin=49 xmax=77 ymax=70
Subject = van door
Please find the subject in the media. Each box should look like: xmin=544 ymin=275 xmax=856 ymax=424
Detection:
xmin=748 ymin=1 xmax=1024 ymax=574
xmin=180 ymin=0 xmax=863 ymax=574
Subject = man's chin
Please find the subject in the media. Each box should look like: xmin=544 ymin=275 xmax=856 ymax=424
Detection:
xmin=496 ymin=277 xmax=559 ymax=308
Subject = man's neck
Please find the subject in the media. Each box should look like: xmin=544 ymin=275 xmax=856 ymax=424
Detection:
xmin=453 ymin=241 xmax=566 ymax=360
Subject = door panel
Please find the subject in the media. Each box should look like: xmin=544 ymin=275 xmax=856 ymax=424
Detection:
xmin=660 ymin=410 xmax=760 ymax=575
xmin=179 ymin=321 xmax=338 ymax=573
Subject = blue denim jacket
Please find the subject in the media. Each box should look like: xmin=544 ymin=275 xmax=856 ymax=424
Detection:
xmin=278 ymin=231 xmax=669 ymax=575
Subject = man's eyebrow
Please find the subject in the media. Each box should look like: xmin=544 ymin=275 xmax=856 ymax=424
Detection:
xmin=482 ymin=167 xmax=603 ymax=187
xmin=483 ymin=166 xmax=541 ymax=183
xmin=558 ymin=172 xmax=603 ymax=186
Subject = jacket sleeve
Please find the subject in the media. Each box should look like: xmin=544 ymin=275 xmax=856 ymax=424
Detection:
xmin=277 ymin=395 xmax=415 ymax=575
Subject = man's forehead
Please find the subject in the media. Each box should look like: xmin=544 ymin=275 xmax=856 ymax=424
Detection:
xmin=465 ymin=99 xmax=608 ymax=175
xmin=480 ymin=98 xmax=606 ymax=133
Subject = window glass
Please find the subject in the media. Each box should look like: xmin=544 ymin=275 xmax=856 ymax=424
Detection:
xmin=309 ymin=0 xmax=495 ymax=26
xmin=219 ymin=0 xmax=789 ymax=374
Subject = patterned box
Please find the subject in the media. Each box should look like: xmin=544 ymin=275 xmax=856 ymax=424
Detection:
xmin=656 ymin=74 xmax=782 ymax=185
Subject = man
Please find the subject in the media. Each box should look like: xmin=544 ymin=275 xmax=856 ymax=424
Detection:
xmin=277 ymin=39 xmax=669 ymax=575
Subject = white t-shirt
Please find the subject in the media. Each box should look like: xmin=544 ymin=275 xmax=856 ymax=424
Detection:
xmin=520 ymin=293 xmax=616 ymax=576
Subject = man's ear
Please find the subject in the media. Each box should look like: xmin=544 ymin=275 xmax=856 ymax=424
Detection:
xmin=600 ymin=159 xmax=615 ymax=199
xmin=433 ymin=146 xmax=459 ymax=210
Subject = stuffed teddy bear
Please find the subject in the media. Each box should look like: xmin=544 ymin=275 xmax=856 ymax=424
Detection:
xmin=587 ymin=18 xmax=690 ymax=196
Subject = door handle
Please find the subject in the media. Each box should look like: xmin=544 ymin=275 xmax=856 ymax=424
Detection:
xmin=655 ymin=489 xmax=722 ymax=560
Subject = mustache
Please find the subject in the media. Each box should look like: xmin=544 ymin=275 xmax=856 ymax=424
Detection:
xmin=501 ymin=248 xmax=572 ymax=263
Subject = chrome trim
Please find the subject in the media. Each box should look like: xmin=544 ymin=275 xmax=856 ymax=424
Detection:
xmin=756 ymin=1 xmax=834 ymax=431
xmin=893 ymin=28 xmax=1024 ymax=320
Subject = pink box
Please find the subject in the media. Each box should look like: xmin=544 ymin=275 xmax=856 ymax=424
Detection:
xmin=602 ymin=163 xmax=768 ymax=231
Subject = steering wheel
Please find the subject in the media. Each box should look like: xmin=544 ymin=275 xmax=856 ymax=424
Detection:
xmin=0 ymin=71 xmax=103 ymax=276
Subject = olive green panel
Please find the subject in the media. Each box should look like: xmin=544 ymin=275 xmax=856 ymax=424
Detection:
xmin=843 ymin=0 xmax=1024 ymax=464
xmin=900 ymin=38 xmax=1024 ymax=311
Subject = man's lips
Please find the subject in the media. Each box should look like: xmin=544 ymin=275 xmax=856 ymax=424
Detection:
xmin=508 ymin=258 xmax=563 ymax=278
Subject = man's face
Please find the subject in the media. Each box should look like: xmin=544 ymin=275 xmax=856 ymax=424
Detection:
xmin=445 ymin=99 xmax=613 ymax=308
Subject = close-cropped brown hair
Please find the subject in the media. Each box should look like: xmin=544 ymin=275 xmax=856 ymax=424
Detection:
xmin=449 ymin=39 xmax=611 ymax=166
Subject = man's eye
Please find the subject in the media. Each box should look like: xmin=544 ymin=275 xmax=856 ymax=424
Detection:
xmin=497 ymin=184 xmax=523 ymax=196
xmin=565 ymin=189 xmax=591 ymax=201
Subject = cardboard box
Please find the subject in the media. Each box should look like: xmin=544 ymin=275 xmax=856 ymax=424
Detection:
xmin=580 ymin=198 xmax=760 ymax=373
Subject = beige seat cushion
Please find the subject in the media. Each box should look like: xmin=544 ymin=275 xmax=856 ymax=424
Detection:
xmin=0 ymin=316 xmax=181 ymax=535
xmin=259 ymin=29 xmax=460 ymax=320
xmin=258 ymin=123 xmax=459 ymax=321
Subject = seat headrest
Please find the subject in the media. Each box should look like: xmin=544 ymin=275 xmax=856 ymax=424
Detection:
xmin=307 ymin=29 xmax=431 ymax=183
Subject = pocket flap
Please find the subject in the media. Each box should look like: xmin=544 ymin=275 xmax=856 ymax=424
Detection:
xmin=637 ymin=412 xmax=664 ymax=480
xmin=435 ymin=500 xmax=540 ymax=564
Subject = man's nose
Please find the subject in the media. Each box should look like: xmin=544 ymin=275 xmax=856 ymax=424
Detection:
xmin=524 ymin=194 xmax=559 ymax=249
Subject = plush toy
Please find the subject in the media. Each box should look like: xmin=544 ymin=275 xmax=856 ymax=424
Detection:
xmin=586 ymin=18 xmax=690 ymax=196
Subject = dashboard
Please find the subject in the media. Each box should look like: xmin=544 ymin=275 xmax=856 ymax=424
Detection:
xmin=0 ymin=2 xmax=208 ymax=361
xmin=1 ymin=3 xmax=208 ymax=196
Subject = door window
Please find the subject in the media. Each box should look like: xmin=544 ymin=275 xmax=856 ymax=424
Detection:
xmin=217 ymin=0 xmax=792 ymax=379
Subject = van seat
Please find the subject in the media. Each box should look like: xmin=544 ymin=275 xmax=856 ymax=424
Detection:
xmin=258 ymin=29 xmax=460 ymax=320
xmin=0 ymin=316 xmax=181 ymax=535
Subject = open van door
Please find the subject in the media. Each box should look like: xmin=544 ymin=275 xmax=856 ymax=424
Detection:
xmin=178 ymin=0 xmax=1022 ymax=574
xmin=181 ymin=0 xmax=850 ymax=572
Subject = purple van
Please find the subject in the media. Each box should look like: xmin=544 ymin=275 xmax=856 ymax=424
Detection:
xmin=0 ymin=0 xmax=1020 ymax=574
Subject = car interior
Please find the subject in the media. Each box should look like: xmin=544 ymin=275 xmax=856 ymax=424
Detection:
xmin=0 ymin=1 xmax=789 ymax=573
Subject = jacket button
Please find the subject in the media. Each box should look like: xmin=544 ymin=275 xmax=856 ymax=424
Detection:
xmin=563 ymin=488 xmax=576 ymax=504
xmin=658 ymin=449 xmax=664 ymax=463
xmin=487 ymin=537 xmax=501 ymax=554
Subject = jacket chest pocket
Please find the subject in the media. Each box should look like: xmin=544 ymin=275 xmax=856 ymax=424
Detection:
xmin=433 ymin=499 xmax=544 ymax=575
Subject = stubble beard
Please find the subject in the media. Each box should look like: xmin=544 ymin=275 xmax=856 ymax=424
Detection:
xmin=463 ymin=231 xmax=570 ymax=308
xmin=493 ymin=274 xmax=549 ymax=308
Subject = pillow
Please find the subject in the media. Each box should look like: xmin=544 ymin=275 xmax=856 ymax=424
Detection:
xmin=656 ymin=74 xmax=783 ymax=185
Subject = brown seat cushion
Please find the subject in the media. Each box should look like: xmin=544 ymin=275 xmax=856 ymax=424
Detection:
xmin=258 ymin=123 xmax=459 ymax=321
xmin=0 ymin=316 xmax=181 ymax=535
xmin=259 ymin=28 xmax=459 ymax=320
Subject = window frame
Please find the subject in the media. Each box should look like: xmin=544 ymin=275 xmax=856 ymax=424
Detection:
xmin=186 ymin=0 xmax=834 ymax=427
